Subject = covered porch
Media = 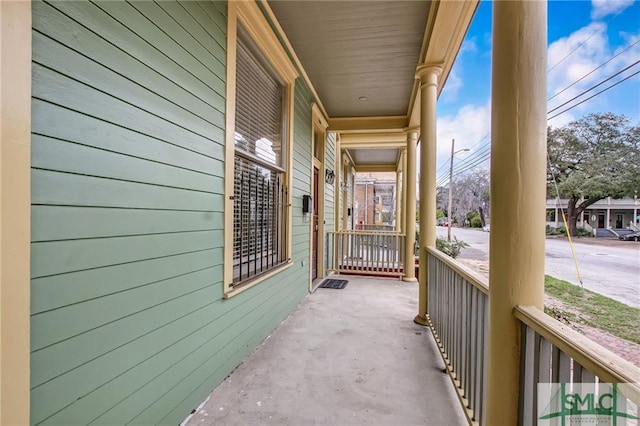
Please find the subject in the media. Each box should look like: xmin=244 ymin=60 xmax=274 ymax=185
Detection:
xmin=1 ymin=0 xmax=639 ymax=425
xmin=185 ymin=276 xmax=466 ymax=425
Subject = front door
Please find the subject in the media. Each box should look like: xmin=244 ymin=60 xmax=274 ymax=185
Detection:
xmin=615 ymin=213 xmax=623 ymax=229
xmin=312 ymin=167 xmax=319 ymax=279
xmin=598 ymin=213 xmax=605 ymax=228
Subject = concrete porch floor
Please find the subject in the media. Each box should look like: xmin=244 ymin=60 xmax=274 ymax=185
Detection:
xmin=184 ymin=276 xmax=467 ymax=426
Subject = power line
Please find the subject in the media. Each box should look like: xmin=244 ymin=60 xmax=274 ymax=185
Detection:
xmin=548 ymin=60 xmax=639 ymax=114
xmin=442 ymin=68 xmax=639 ymax=183
xmin=437 ymin=148 xmax=492 ymax=186
xmin=442 ymin=60 xmax=640 ymax=182
xmin=547 ymin=10 xmax=622 ymax=73
xmin=437 ymin=142 xmax=491 ymax=184
xmin=438 ymin=9 xmax=634 ymax=183
xmin=548 ymin=39 xmax=640 ymax=101
xmin=548 ymin=68 xmax=640 ymax=120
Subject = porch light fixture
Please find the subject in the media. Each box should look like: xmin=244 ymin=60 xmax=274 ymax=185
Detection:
xmin=325 ymin=169 xmax=335 ymax=185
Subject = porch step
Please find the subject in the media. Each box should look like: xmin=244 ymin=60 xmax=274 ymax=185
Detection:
xmin=595 ymin=228 xmax=616 ymax=237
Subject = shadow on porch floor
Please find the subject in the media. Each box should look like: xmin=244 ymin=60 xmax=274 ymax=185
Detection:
xmin=184 ymin=276 xmax=466 ymax=426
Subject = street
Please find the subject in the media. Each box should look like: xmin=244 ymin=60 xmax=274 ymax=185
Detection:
xmin=436 ymin=227 xmax=640 ymax=308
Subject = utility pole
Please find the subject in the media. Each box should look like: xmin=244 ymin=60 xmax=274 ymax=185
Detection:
xmin=448 ymin=139 xmax=470 ymax=241
xmin=448 ymin=139 xmax=455 ymax=241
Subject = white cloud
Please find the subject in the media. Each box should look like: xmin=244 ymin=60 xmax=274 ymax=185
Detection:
xmin=546 ymin=22 xmax=640 ymax=127
xmin=591 ymin=0 xmax=634 ymax=20
xmin=433 ymin=4 xmax=640 ymax=180
xmin=442 ymin=69 xmax=463 ymax=100
xmin=441 ymin=38 xmax=478 ymax=101
xmin=434 ymin=102 xmax=491 ymax=182
xmin=460 ymin=38 xmax=478 ymax=54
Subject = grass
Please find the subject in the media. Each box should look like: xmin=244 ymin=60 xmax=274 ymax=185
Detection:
xmin=544 ymin=275 xmax=640 ymax=344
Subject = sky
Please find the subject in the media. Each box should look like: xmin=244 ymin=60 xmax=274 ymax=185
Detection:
xmin=433 ymin=0 xmax=640 ymax=184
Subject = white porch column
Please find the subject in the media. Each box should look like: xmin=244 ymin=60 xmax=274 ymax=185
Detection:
xmin=606 ymin=207 xmax=611 ymax=229
xmin=1 ymin=1 xmax=32 ymax=423
xmin=395 ymin=170 xmax=402 ymax=232
xmin=403 ymin=130 xmax=418 ymax=282
xmin=486 ymin=1 xmax=547 ymax=424
xmin=401 ymin=149 xmax=407 ymax=234
xmin=414 ymin=65 xmax=441 ymax=325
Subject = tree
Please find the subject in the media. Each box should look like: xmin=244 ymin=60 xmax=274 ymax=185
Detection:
xmin=440 ymin=170 xmax=490 ymax=227
xmin=547 ymin=113 xmax=640 ymax=236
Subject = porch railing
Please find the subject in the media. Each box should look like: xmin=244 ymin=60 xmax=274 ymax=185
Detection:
xmin=427 ymin=246 xmax=640 ymax=426
xmin=516 ymin=305 xmax=640 ymax=425
xmin=326 ymin=230 xmax=406 ymax=277
xmin=355 ymin=223 xmax=396 ymax=232
xmin=426 ymin=246 xmax=488 ymax=425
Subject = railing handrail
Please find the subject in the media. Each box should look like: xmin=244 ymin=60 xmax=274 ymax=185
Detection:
xmin=426 ymin=246 xmax=489 ymax=295
xmin=329 ymin=230 xmax=405 ymax=237
xmin=515 ymin=305 xmax=640 ymax=402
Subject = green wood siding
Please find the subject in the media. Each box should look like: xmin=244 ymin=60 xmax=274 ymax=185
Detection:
xmin=30 ymin=1 xmax=315 ymax=424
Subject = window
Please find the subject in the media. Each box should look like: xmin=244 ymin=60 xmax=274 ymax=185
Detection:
xmin=313 ymin=129 xmax=324 ymax=160
xmin=224 ymin=1 xmax=297 ymax=297
xmin=232 ymin=29 xmax=287 ymax=285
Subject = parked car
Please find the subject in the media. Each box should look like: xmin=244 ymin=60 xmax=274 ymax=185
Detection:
xmin=619 ymin=231 xmax=640 ymax=241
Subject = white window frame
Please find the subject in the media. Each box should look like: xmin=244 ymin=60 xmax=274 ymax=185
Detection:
xmin=224 ymin=1 xmax=298 ymax=298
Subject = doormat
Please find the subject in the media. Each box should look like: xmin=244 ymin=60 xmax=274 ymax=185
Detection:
xmin=318 ymin=279 xmax=348 ymax=289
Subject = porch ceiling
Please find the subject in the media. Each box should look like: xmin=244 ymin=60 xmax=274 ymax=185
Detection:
xmin=350 ymin=148 xmax=401 ymax=171
xmin=268 ymin=1 xmax=431 ymax=118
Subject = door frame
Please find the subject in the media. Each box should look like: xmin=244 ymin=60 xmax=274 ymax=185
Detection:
xmin=311 ymin=166 xmax=320 ymax=280
xmin=310 ymin=104 xmax=328 ymax=289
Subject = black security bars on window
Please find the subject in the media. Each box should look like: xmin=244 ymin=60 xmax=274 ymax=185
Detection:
xmin=233 ymin=161 xmax=288 ymax=285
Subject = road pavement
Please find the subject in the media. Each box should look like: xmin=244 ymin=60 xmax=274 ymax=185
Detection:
xmin=436 ymin=226 xmax=640 ymax=308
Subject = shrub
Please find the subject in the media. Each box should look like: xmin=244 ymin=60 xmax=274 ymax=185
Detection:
xmin=546 ymin=226 xmax=567 ymax=236
xmin=435 ymin=236 xmax=469 ymax=259
xmin=470 ymin=216 xmax=482 ymax=228
xmin=577 ymin=228 xmax=593 ymax=237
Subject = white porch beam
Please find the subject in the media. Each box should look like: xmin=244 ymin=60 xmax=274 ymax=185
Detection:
xmin=328 ymin=116 xmax=407 ymax=133
xmin=339 ymin=132 xmax=408 ymax=149
xmin=353 ymin=164 xmax=397 ymax=173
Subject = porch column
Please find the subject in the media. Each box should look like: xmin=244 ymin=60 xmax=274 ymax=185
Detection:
xmin=1 ymin=1 xmax=32 ymax=424
xmin=401 ymin=149 xmax=407 ymax=234
xmin=395 ymin=171 xmax=401 ymax=231
xmin=487 ymin=1 xmax=547 ymax=424
xmin=606 ymin=207 xmax=611 ymax=229
xmin=403 ymin=130 xmax=418 ymax=282
xmin=342 ymin=160 xmax=348 ymax=230
xmin=414 ymin=65 xmax=441 ymax=325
